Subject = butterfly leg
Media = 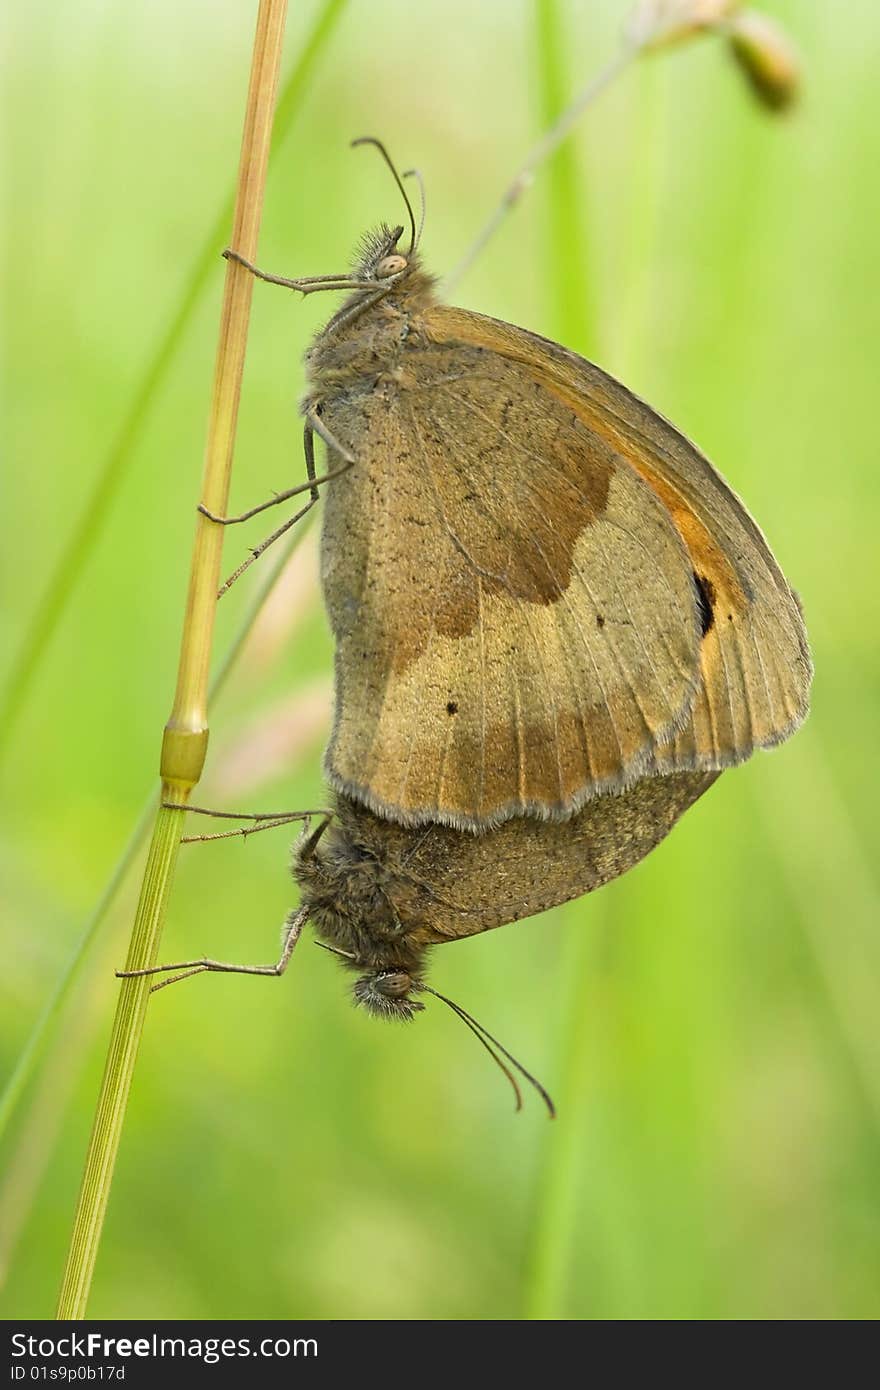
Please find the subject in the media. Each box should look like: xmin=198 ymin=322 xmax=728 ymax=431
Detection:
xmin=114 ymin=810 xmax=334 ymax=992
xmin=161 ymin=803 xmax=334 ymax=845
xmin=199 ymin=424 xmax=349 ymax=526
xmin=304 ymin=406 xmax=356 ymax=465
xmin=116 ymin=904 xmax=310 ymax=994
xmin=223 ymin=247 xmax=363 ymax=295
xmin=212 ymin=423 xmax=353 ymax=598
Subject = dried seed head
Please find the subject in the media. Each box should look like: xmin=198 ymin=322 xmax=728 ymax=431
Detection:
xmin=626 ymin=0 xmax=741 ymax=52
xmin=727 ymin=10 xmax=800 ymax=111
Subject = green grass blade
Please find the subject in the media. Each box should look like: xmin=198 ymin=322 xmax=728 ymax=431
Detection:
xmin=0 ymin=0 xmax=349 ymax=765
xmin=0 ymin=804 xmax=155 ymax=1145
xmin=520 ymin=0 xmax=596 ymax=1319
xmin=531 ymin=0 xmax=593 ymax=353
xmin=0 ymin=518 xmax=314 ymax=1149
xmin=56 ymin=801 xmax=187 ymax=1318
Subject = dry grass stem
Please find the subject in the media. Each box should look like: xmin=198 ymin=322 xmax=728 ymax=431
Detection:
xmin=55 ymin=0 xmax=291 ymax=1320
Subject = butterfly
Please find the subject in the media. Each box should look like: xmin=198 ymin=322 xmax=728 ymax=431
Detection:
xmin=242 ymin=142 xmax=812 ymax=833
xmin=132 ymin=769 xmax=717 ymax=1114
xmin=129 ymin=141 xmax=810 ymax=1110
xmin=296 ymin=770 xmax=718 ymax=1015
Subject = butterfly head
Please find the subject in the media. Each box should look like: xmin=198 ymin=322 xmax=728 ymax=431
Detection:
xmin=300 ymin=139 xmax=435 ymax=357
xmin=351 ymin=967 xmax=426 ymax=1021
xmin=351 ymin=221 xmax=417 ymax=285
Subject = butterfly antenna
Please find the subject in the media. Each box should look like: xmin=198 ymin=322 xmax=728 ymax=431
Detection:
xmin=402 ymin=167 xmax=426 ymax=251
xmin=422 ymin=986 xmax=556 ymax=1118
xmin=351 ymin=136 xmax=418 ymax=255
xmin=429 ymin=990 xmax=522 ymax=1111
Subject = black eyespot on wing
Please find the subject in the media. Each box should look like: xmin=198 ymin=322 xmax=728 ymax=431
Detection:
xmin=693 ymin=572 xmax=716 ymax=638
xmin=446 ymin=701 xmax=458 ymax=715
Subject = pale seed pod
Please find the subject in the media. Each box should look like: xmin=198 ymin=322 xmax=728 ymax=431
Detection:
xmin=727 ymin=10 xmax=800 ymax=111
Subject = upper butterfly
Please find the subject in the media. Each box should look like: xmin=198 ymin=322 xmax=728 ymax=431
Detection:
xmin=233 ymin=140 xmax=811 ymax=831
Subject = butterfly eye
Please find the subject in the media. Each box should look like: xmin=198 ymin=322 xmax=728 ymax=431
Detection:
xmin=375 ymin=253 xmax=407 ymax=278
xmin=374 ymin=971 xmax=413 ymax=998
xmin=353 ymin=971 xmax=424 ymax=1020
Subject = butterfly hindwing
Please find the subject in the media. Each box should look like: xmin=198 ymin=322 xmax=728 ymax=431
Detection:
xmin=324 ymin=771 xmax=720 ymax=944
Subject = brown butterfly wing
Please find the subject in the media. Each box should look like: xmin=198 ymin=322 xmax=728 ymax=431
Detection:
xmin=320 ymin=334 xmax=703 ymax=829
xmin=332 ymin=771 xmax=719 ymax=944
xmin=422 ymin=307 xmax=813 ymax=781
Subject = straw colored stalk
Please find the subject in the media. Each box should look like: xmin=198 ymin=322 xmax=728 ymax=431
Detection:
xmin=56 ymin=0 xmax=290 ymax=1320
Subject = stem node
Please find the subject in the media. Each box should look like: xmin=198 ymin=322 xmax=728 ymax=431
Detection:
xmin=160 ymin=726 xmax=210 ymax=788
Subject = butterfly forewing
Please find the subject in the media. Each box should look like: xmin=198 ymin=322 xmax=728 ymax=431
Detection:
xmin=424 ymin=307 xmax=812 ymax=780
xmin=321 ymin=340 xmax=703 ymax=828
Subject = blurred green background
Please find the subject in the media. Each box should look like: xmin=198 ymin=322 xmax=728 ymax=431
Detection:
xmin=2 ymin=0 xmax=879 ymax=1320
